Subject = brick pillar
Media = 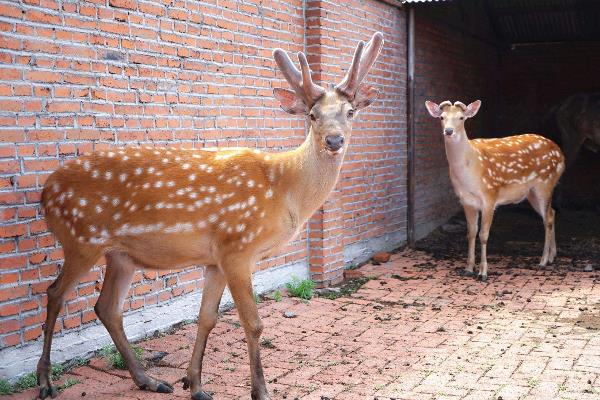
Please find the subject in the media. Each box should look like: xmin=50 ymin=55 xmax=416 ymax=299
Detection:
xmin=305 ymin=0 xmax=346 ymax=287
xmin=308 ymin=193 xmax=345 ymax=287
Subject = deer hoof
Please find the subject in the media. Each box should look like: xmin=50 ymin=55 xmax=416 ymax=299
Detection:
xmin=477 ymin=274 xmax=488 ymax=282
xmin=157 ymin=382 xmax=174 ymax=393
xmin=192 ymin=390 xmax=213 ymax=400
xmin=182 ymin=377 xmax=190 ymax=390
xmin=459 ymin=269 xmax=474 ymax=277
xmin=37 ymin=385 xmax=58 ymax=399
xmin=251 ymin=390 xmax=271 ymax=400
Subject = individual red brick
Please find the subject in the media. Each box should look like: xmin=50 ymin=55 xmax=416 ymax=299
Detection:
xmin=63 ymin=315 xmax=81 ymax=329
xmin=82 ymin=310 xmax=97 ymax=324
xmin=0 ymin=318 xmax=20 ymax=334
xmin=19 ymin=298 xmax=39 ymax=312
xmin=0 ymin=160 xmax=19 ymax=174
xmin=0 ymin=302 xmax=19 ymax=317
xmin=0 ymin=224 xmax=27 ymax=238
xmin=28 ymin=252 xmax=47 ymax=264
xmin=23 ymin=325 xmax=42 ymax=341
xmin=1 ymin=333 xmax=21 ymax=347
xmin=0 ymin=255 xmax=26 ymax=269
xmin=371 ymin=252 xmax=391 ymax=264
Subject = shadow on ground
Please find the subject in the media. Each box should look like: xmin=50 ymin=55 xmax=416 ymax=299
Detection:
xmin=417 ymin=204 xmax=600 ymax=272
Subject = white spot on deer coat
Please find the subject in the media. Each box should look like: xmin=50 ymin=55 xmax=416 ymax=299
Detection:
xmin=164 ymin=222 xmax=193 ymax=234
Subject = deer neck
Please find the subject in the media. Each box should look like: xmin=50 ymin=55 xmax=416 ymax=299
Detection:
xmin=444 ymin=129 xmax=478 ymax=177
xmin=274 ymin=129 xmax=345 ymax=224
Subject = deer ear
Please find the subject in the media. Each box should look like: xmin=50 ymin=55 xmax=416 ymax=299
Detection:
xmin=425 ymin=101 xmax=442 ymax=118
xmin=464 ymin=100 xmax=481 ymax=118
xmin=352 ymin=85 xmax=379 ymax=110
xmin=273 ymin=88 xmax=309 ymax=115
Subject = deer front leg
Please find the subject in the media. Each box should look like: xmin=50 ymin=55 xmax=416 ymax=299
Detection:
xmin=463 ymin=205 xmax=479 ymax=276
xmin=95 ymin=252 xmax=173 ymax=394
xmin=184 ymin=265 xmax=226 ymax=400
xmin=478 ymin=205 xmax=495 ymax=281
xmin=222 ymin=256 xmax=270 ymax=400
xmin=544 ymin=206 xmax=557 ymax=265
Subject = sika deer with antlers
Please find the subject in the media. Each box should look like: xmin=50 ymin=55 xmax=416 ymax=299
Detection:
xmin=37 ymin=33 xmax=383 ymax=400
xmin=425 ymin=100 xmax=565 ymax=281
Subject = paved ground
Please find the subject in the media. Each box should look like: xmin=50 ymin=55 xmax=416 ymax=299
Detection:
xmin=5 ymin=249 xmax=600 ymax=400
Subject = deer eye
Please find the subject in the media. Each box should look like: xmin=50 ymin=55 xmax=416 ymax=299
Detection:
xmin=440 ymin=116 xmax=444 ymax=120
xmin=459 ymin=116 xmax=465 ymax=120
xmin=309 ymin=113 xmax=316 ymax=122
xmin=347 ymin=109 xmax=355 ymax=119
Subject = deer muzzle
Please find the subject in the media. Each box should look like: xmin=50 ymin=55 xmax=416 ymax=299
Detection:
xmin=325 ymin=134 xmax=345 ymax=153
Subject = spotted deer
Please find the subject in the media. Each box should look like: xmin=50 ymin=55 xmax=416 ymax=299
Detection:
xmin=425 ymin=100 xmax=565 ymax=281
xmin=36 ymin=32 xmax=383 ymax=400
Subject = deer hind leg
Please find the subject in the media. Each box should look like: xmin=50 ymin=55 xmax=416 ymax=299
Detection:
xmin=37 ymin=246 xmax=100 ymax=400
xmin=463 ymin=205 xmax=479 ymax=276
xmin=478 ymin=205 xmax=495 ymax=282
xmin=94 ymin=251 xmax=173 ymax=394
xmin=184 ymin=265 xmax=226 ymax=400
xmin=547 ymin=206 xmax=557 ymax=263
xmin=527 ymin=188 xmax=555 ymax=266
xmin=221 ymin=255 xmax=270 ymax=400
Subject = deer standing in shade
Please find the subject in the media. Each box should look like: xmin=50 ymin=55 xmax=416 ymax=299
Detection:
xmin=425 ymin=100 xmax=565 ymax=281
xmin=36 ymin=33 xmax=383 ymax=400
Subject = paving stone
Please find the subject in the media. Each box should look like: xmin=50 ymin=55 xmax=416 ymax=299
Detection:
xmin=5 ymin=249 xmax=600 ymax=399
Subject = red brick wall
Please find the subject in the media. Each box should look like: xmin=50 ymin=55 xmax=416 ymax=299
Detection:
xmin=0 ymin=0 xmax=307 ymax=350
xmin=412 ymin=10 xmax=500 ymax=238
xmin=0 ymin=0 xmax=406 ymax=352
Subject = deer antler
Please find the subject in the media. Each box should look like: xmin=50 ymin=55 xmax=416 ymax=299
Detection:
xmin=336 ymin=32 xmax=384 ymax=99
xmin=273 ymin=49 xmax=325 ymax=106
xmin=454 ymin=101 xmax=467 ymax=111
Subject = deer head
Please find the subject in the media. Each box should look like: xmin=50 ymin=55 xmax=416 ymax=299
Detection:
xmin=273 ymin=32 xmax=384 ymax=156
xmin=425 ymin=100 xmax=482 ymax=142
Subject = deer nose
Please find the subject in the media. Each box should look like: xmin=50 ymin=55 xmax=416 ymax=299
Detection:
xmin=444 ymin=127 xmax=454 ymax=136
xmin=325 ymin=135 xmax=344 ymax=152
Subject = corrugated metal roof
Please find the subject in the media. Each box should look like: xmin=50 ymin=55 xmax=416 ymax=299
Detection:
xmin=406 ymin=0 xmax=600 ymax=44
xmin=487 ymin=0 xmax=600 ymax=44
